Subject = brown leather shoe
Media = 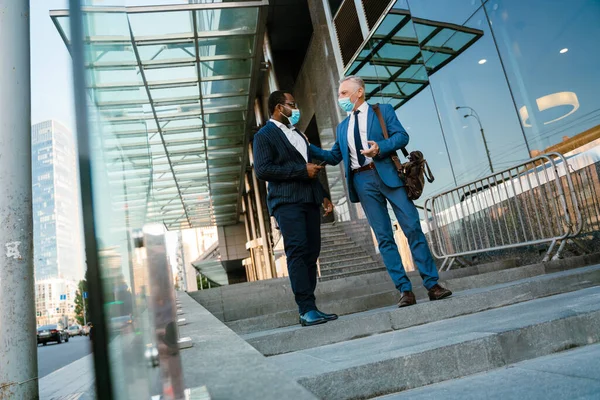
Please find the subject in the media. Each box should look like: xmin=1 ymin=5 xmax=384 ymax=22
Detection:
xmin=428 ymin=284 xmax=452 ymax=301
xmin=398 ymin=291 xmax=416 ymax=307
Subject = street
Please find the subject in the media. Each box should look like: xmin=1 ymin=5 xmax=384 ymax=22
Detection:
xmin=37 ymin=335 xmax=92 ymax=378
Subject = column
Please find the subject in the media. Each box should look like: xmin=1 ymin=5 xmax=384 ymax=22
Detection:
xmin=0 ymin=1 xmax=37 ymax=398
xmin=250 ymin=147 xmax=275 ymax=279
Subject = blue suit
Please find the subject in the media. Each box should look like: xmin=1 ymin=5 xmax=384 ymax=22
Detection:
xmin=309 ymin=103 xmax=439 ymax=292
xmin=254 ymin=121 xmax=329 ymax=314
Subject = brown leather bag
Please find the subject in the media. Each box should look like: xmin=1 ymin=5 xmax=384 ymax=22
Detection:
xmin=372 ymin=104 xmax=434 ymax=200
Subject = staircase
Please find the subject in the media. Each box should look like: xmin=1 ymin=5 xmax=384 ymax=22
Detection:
xmin=319 ymin=221 xmax=385 ymax=281
xmin=191 ymin=252 xmax=600 ymax=399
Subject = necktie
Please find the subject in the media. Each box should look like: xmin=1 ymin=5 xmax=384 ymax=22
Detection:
xmin=353 ymin=110 xmax=366 ymax=167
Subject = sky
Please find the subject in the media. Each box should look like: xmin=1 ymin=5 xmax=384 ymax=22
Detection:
xmin=30 ymin=0 xmax=75 ymax=129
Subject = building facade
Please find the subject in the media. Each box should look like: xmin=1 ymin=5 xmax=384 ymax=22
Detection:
xmin=32 ymin=120 xmax=86 ymax=325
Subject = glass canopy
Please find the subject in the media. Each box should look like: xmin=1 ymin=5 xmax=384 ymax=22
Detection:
xmin=345 ymin=5 xmax=484 ymax=109
xmin=51 ymin=1 xmax=268 ymax=230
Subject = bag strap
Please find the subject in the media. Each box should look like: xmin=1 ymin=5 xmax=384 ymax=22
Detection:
xmin=423 ymin=160 xmax=435 ymax=183
xmin=372 ymin=104 xmax=410 ymax=159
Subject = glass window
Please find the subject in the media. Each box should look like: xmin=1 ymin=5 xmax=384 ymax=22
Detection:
xmin=485 ymin=0 xmax=600 ymax=153
xmin=408 ymin=1 xmax=530 ymax=184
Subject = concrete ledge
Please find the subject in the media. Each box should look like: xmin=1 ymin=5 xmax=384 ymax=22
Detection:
xmin=245 ymin=265 xmax=600 ymax=355
xmin=271 ymin=287 xmax=600 ymax=400
xmin=381 ymin=343 xmax=600 ymax=400
xmin=178 ymin=293 xmax=317 ymax=400
xmin=228 ymin=255 xmax=600 ymax=334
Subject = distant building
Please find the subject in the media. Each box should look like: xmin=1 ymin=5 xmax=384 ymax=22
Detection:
xmin=32 ymin=120 xmax=85 ymax=325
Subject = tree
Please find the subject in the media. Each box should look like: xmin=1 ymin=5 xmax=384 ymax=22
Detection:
xmin=74 ymin=279 xmax=90 ymax=326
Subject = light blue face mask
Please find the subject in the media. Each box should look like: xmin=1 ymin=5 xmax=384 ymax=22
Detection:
xmin=338 ymin=89 xmax=359 ymax=112
xmin=283 ymin=106 xmax=301 ymax=125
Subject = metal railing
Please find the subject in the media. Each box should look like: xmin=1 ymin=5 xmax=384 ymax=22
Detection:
xmin=423 ymin=152 xmax=595 ymax=271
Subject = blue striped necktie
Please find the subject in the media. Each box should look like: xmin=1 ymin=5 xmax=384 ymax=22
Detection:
xmin=353 ymin=110 xmax=366 ymax=167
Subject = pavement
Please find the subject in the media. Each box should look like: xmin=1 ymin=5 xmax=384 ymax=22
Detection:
xmin=37 ymin=336 xmax=92 ymax=378
xmin=38 ymin=336 xmax=95 ymax=400
xmin=38 ymin=353 xmax=95 ymax=400
xmin=376 ymin=343 xmax=600 ymax=400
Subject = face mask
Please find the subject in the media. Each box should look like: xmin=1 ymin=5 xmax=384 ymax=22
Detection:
xmin=338 ymin=89 xmax=359 ymax=112
xmin=282 ymin=106 xmax=301 ymax=125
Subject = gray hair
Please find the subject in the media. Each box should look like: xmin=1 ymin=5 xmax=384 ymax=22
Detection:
xmin=339 ymin=75 xmax=365 ymax=89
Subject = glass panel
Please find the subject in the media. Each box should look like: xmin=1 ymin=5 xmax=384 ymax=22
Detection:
xmin=201 ymin=78 xmax=250 ymax=96
xmin=485 ymin=0 xmax=600 ymax=153
xmin=144 ymin=65 xmax=197 ymax=82
xmin=200 ymin=59 xmax=252 ymax=77
xmin=196 ymin=8 xmax=259 ymax=35
xmin=408 ymin=1 xmax=529 ymax=184
xmin=197 ymin=36 xmax=255 ymax=57
xmin=129 ymin=11 xmax=193 ymax=37
xmin=138 ymin=43 xmax=196 ymax=62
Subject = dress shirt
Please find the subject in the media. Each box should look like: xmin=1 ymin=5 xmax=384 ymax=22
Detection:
xmin=347 ymin=101 xmax=373 ymax=170
xmin=270 ymin=119 xmax=308 ymax=162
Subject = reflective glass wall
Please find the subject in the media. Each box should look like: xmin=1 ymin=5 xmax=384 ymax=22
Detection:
xmin=344 ymin=0 xmax=600 ymax=210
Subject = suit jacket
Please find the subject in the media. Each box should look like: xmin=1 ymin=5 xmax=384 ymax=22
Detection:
xmin=253 ymin=121 xmax=330 ymax=215
xmin=309 ymin=103 xmax=409 ymax=203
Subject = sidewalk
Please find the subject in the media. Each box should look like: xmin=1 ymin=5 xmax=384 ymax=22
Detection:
xmin=38 ymin=354 xmax=95 ymax=400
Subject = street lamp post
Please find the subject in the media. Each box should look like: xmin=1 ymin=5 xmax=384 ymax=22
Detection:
xmin=456 ymin=106 xmax=494 ymax=174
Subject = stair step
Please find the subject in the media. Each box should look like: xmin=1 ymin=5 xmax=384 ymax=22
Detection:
xmin=320 ymin=232 xmax=347 ymax=239
xmin=320 ymin=255 xmax=375 ymax=268
xmin=321 ymin=242 xmax=357 ymax=251
xmin=320 ymin=238 xmax=355 ymax=246
xmin=244 ymin=264 xmax=600 ymax=356
xmin=377 ymin=343 xmax=600 ymax=400
xmin=269 ymin=286 xmax=600 ymax=400
xmin=319 ymin=249 xmax=371 ymax=263
xmin=320 ymin=243 xmax=362 ymax=253
xmin=225 ymin=255 xmax=600 ymax=333
xmin=319 ymin=261 xmax=382 ymax=276
xmin=319 ymin=266 xmax=387 ymax=281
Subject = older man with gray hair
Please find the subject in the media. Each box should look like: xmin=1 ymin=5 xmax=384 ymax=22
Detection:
xmin=309 ymin=76 xmax=451 ymax=307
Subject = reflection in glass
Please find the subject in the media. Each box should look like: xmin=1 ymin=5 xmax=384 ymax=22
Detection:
xmin=485 ymin=0 xmax=600 ymax=153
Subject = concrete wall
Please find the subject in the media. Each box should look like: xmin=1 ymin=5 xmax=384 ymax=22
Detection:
xmin=292 ymin=0 xmax=359 ymax=220
xmin=217 ymin=224 xmax=248 ymax=261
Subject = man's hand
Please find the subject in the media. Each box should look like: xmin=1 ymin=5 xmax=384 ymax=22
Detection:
xmin=360 ymin=141 xmax=380 ymax=158
xmin=306 ymin=163 xmax=324 ymax=179
xmin=323 ymin=197 xmax=334 ymax=216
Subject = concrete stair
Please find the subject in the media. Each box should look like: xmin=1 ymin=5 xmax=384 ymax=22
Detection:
xmin=223 ymin=255 xmax=597 ymax=335
xmin=202 ymin=253 xmax=600 ymax=400
xmin=317 ymin=222 xmax=382 ymax=281
xmin=269 ymin=285 xmax=600 ymax=399
xmin=374 ymin=343 xmax=600 ymax=400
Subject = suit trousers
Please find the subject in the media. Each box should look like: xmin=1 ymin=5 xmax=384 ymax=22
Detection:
xmin=273 ymin=203 xmax=321 ymax=314
xmin=353 ymin=168 xmax=439 ymax=292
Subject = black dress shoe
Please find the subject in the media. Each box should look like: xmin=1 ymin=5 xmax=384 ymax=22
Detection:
xmin=428 ymin=284 xmax=452 ymax=301
xmin=299 ymin=310 xmax=328 ymax=327
xmin=398 ymin=291 xmax=416 ymax=307
xmin=315 ymin=309 xmax=338 ymax=321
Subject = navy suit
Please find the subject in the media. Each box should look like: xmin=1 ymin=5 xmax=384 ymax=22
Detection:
xmin=253 ymin=121 xmax=328 ymax=314
xmin=309 ymin=103 xmax=439 ymax=292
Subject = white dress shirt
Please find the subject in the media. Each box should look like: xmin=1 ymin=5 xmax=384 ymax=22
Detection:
xmin=270 ymin=118 xmax=308 ymax=162
xmin=347 ymin=101 xmax=373 ymax=170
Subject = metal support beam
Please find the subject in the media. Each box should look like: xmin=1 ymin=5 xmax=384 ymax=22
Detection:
xmin=250 ymin=146 xmax=275 ymax=279
xmin=0 ymin=1 xmax=37 ymax=398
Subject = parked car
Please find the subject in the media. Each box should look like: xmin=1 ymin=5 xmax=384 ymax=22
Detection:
xmin=67 ymin=325 xmax=82 ymax=337
xmin=37 ymin=324 xmax=69 ymax=345
xmin=81 ymin=323 xmax=91 ymax=336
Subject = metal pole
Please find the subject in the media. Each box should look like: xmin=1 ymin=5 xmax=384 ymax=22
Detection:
xmin=82 ymin=291 xmax=87 ymax=326
xmin=0 ymin=1 xmax=37 ymax=398
xmin=480 ymin=127 xmax=494 ymax=174
xmin=457 ymin=106 xmax=494 ymax=174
